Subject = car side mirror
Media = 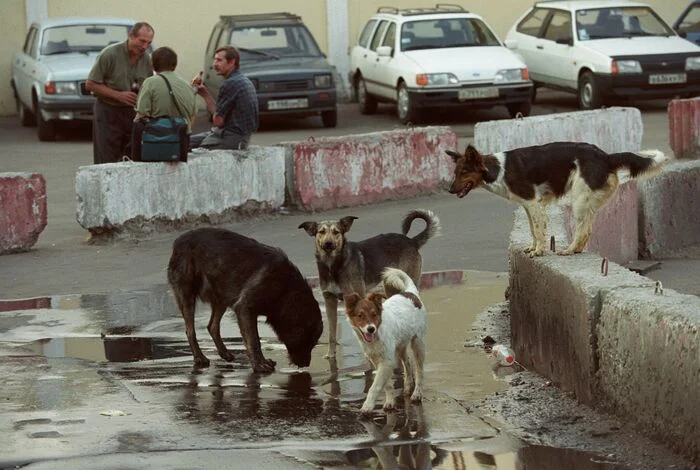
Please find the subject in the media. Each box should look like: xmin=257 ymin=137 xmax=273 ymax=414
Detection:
xmin=376 ymin=45 xmax=393 ymax=57
xmin=555 ymin=36 xmax=573 ymax=46
xmin=504 ymin=38 xmax=518 ymax=49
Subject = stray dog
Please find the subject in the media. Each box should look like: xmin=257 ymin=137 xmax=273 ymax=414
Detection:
xmin=298 ymin=209 xmax=440 ymax=358
xmin=167 ymin=227 xmax=323 ymax=372
xmin=447 ymin=142 xmax=668 ymax=256
xmin=344 ymin=267 xmax=427 ymax=415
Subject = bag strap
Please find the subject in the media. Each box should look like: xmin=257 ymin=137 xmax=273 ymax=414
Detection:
xmin=160 ymin=74 xmax=187 ymax=120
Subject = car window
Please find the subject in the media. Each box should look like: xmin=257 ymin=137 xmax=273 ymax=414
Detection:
xmin=369 ymin=20 xmax=389 ymax=51
xmin=358 ymin=19 xmax=377 ymax=48
xmin=23 ymin=27 xmax=37 ymax=55
xmin=40 ymin=24 xmax=130 ymax=55
xmin=229 ymin=24 xmax=322 ymax=57
xmin=677 ymin=4 xmax=700 ymax=33
xmin=207 ymin=23 xmax=224 ymax=56
xmin=517 ymin=8 xmax=549 ymax=37
xmin=576 ymin=7 xmax=674 ymax=40
xmin=381 ymin=22 xmax=396 ymax=50
xmin=543 ymin=10 xmax=572 ymax=41
xmin=401 ymin=17 xmax=500 ymax=51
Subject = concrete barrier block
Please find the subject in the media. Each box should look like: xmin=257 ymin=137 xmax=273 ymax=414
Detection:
xmin=563 ymin=180 xmax=638 ymax=265
xmin=282 ymin=127 xmax=458 ymax=211
xmin=597 ymin=287 xmax=700 ymax=462
xmin=509 ymin=206 xmax=654 ymax=404
xmin=75 ymin=147 xmax=285 ymax=238
xmin=638 ymin=160 xmax=700 ymax=258
xmin=474 ymin=107 xmax=643 ymax=154
xmin=668 ymin=97 xmax=700 ymax=159
xmin=0 ymin=173 xmax=47 ymax=254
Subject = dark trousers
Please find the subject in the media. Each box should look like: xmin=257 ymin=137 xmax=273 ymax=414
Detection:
xmin=92 ymin=100 xmax=136 ymax=164
xmin=189 ymin=128 xmax=250 ymax=151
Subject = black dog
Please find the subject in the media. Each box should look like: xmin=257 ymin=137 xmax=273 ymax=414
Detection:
xmin=167 ymin=227 xmax=323 ymax=372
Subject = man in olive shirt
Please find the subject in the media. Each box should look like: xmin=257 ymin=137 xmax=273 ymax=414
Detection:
xmin=86 ymin=22 xmax=154 ymax=164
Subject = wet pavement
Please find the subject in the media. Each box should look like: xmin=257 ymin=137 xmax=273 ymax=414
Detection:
xmin=0 ymin=272 xmax=638 ymax=469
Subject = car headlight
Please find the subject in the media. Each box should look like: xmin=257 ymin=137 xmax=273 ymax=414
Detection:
xmin=494 ymin=69 xmax=528 ymax=83
xmin=686 ymin=57 xmax=700 ymax=71
xmin=44 ymin=81 xmax=78 ymax=95
xmin=612 ymin=60 xmax=642 ymax=74
xmin=314 ymin=74 xmax=333 ymax=88
xmin=415 ymin=73 xmax=459 ymax=86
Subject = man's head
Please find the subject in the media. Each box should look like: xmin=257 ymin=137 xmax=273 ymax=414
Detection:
xmin=213 ymin=45 xmax=240 ymax=77
xmin=151 ymin=46 xmax=177 ymax=73
xmin=128 ymin=22 xmax=154 ymax=57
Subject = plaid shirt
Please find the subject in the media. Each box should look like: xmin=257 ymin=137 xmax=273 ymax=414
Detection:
xmin=216 ymin=70 xmax=259 ymax=136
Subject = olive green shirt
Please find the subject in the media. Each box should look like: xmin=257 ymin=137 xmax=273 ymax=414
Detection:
xmin=88 ymin=40 xmax=153 ymax=107
xmin=135 ymin=71 xmax=197 ymax=130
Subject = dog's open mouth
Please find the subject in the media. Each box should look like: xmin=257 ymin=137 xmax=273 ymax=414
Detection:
xmin=361 ymin=331 xmax=375 ymax=343
xmin=457 ymin=182 xmax=473 ymax=198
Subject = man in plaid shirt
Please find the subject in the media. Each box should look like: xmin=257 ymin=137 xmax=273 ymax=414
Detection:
xmin=190 ymin=45 xmax=259 ymax=150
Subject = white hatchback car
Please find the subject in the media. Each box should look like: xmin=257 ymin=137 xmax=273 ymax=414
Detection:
xmin=350 ymin=4 xmax=533 ymax=124
xmin=505 ymin=0 xmax=700 ymax=109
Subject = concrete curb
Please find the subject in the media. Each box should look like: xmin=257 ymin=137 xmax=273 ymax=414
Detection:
xmin=0 ymin=172 xmax=47 ymax=254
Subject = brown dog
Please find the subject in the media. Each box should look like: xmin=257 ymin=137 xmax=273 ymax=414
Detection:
xmin=167 ymin=227 xmax=323 ymax=372
xmin=299 ymin=209 xmax=439 ymax=358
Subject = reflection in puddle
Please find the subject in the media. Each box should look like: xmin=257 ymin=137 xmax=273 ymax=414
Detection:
xmin=23 ymin=336 xmax=192 ymax=362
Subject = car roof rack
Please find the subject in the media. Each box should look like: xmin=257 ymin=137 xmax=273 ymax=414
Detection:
xmin=376 ymin=3 xmax=468 ymax=16
xmin=220 ymin=12 xmax=302 ymax=23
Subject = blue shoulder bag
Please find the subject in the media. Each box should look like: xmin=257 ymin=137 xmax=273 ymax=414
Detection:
xmin=138 ymin=75 xmax=189 ymax=162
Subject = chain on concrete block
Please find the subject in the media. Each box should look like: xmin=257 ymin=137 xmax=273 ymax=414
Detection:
xmin=600 ymin=257 xmax=609 ymax=276
xmin=550 ymin=235 xmax=556 ymax=252
xmin=654 ymin=280 xmax=664 ymax=295
xmin=515 ymin=112 xmax=525 ymax=120
xmin=307 ymin=136 xmax=315 ymax=142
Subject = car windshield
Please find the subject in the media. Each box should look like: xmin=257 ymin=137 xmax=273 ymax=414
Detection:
xmin=575 ymin=6 xmax=674 ymax=40
xmin=400 ymin=18 xmax=501 ymax=51
xmin=229 ymin=24 xmax=323 ymax=58
xmin=40 ymin=24 xmax=130 ymax=55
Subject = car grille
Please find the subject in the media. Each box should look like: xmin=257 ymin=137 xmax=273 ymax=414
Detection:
xmin=268 ymin=80 xmax=310 ymax=91
xmin=613 ymin=53 xmax=691 ymax=73
xmin=79 ymin=81 xmax=91 ymax=96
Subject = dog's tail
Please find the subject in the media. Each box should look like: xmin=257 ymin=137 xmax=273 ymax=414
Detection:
xmin=401 ymin=209 xmax=441 ymax=248
xmin=167 ymin=238 xmax=204 ymax=297
xmin=608 ymin=149 xmax=670 ymax=181
xmin=382 ymin=267 xmax=419 ymax=298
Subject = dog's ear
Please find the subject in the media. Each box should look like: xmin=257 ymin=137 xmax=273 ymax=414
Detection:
xmin=464 ymin=144 xmax=482 ymax=163
xmin=367 ymin=292 xmax=386 ymax=312
xmin=445 ymin=149 xmax=463 ymax=163
xmin=339 ymin=216 xmax=358 ymax=234
xmin=344 ymin=292 xmax=362 ymax=314
xmin=298 ymin=221 xmax=318 ymax=236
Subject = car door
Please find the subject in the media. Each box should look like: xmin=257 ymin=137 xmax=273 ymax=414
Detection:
xmin=538 ymin=10 xmax=577 ymax=89
xmin=362 ymin=20 xmax=389 ymax=96
xmin=374 ymin=21 xmax=397 ymax=100
xmin=511 ymin=8 xmax=550 ymax=83
xmin=351 ymin=19 xmax=378 ymax=75
xmin=14 ymin=25 xmax=39 ymax=108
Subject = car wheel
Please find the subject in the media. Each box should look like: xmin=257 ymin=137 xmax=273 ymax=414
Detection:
xmin=578 ymin=71 xmax=602 ymax=110
xmin=507 ymin=100 xmax=532 ymax=118
xmin=357 ymin=76 xmax=377 ymax=115
xmin=16 ymin=96 xmax=35 ymax=127
xmin=321 ymin=109 xmax=337 ymax=128
xmin=397 ymin=82 xmax=420 ymax=125
xmin=34 ymin=99 xmax=56 ymax=141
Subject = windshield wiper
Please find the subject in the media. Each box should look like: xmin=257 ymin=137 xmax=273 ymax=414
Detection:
xmin=403 ymin=44 xmax=445 ymax=51
xmin=42 ymin=50 xmax=72 ymax=56
xmin=238 ymin=47 xmax=279 ymax=59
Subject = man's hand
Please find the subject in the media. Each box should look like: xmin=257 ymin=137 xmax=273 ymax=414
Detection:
xmin=194 ymin=84 xmax=210 ymax=98
xmin=118 ymin=91 xmax=138 ymax=107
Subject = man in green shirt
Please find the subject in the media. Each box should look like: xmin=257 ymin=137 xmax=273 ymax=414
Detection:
xmin=132 ymin=46 xmax=196 ymax=161
xmin=86 ymin=22 xmax=154 ymax=164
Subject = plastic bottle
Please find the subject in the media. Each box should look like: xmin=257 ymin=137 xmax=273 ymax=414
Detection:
xmin=492 ymin=344 xmax=515 ymax=366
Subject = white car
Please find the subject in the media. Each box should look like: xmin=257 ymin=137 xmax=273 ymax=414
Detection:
xmin=505 ymin=0 xmax=700 ymax=109
xmin=11 ymin=17 xmax=137 ymax=141
xmin=350 ymin=5 xmax=533 ymax=124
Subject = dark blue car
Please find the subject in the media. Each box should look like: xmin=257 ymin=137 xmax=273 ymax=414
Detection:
xmin=674 ymin=0 xmax=700 ymax=45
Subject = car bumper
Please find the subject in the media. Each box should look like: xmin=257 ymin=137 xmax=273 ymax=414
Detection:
xmin=257 ymin=89 xmax=337 ymax=116
xmin=408 ymin=83 xmax=533 ymax=108
xmin=38 ymin=96 xmax=95 ymax=121
xmin=594 ymin=72 xmax=700 ymax=100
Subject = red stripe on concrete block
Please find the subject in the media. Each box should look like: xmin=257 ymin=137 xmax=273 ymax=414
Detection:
xmin=291 ymin=128 xmax=457 ymax=211
xmin=668 ymin=97 xmax=700 ymax=159
xmin=0 ymin=173 xmax=47 ymax=254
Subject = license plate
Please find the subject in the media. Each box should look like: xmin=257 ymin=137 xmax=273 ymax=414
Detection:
xmin=649 ymin=73 xmax=687 ymax=85
xmin=458 ymin=87 xmax=499 ymax=101
xmin=267 ymin=98 xmax=309 ymax=110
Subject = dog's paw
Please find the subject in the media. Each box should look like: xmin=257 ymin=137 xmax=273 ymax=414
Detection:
xmin=252 ymin=358 xmax=276 ymax=373
xmin=524 ymin=246 xmax=536 ymax=254
xmin=410 ymin=390 xmax=423 ymax=403
xmin=193 ymin=356 xmax=210 ymax=368
xmin=382 ymin=400 xmax=396 ymax=411
xmin=219 ymin=350 xmax=236 ymax=362
xmin=528 ymin=248 xmax=545 ymax=258
xmin=359 ymin=403 xmax=375 ymax=416
xmin=557 ymin=249 xmax=578 ymax=256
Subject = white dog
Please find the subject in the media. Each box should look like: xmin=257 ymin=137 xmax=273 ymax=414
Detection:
xmin=344 ymin=267 xmax=427 ymax=415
